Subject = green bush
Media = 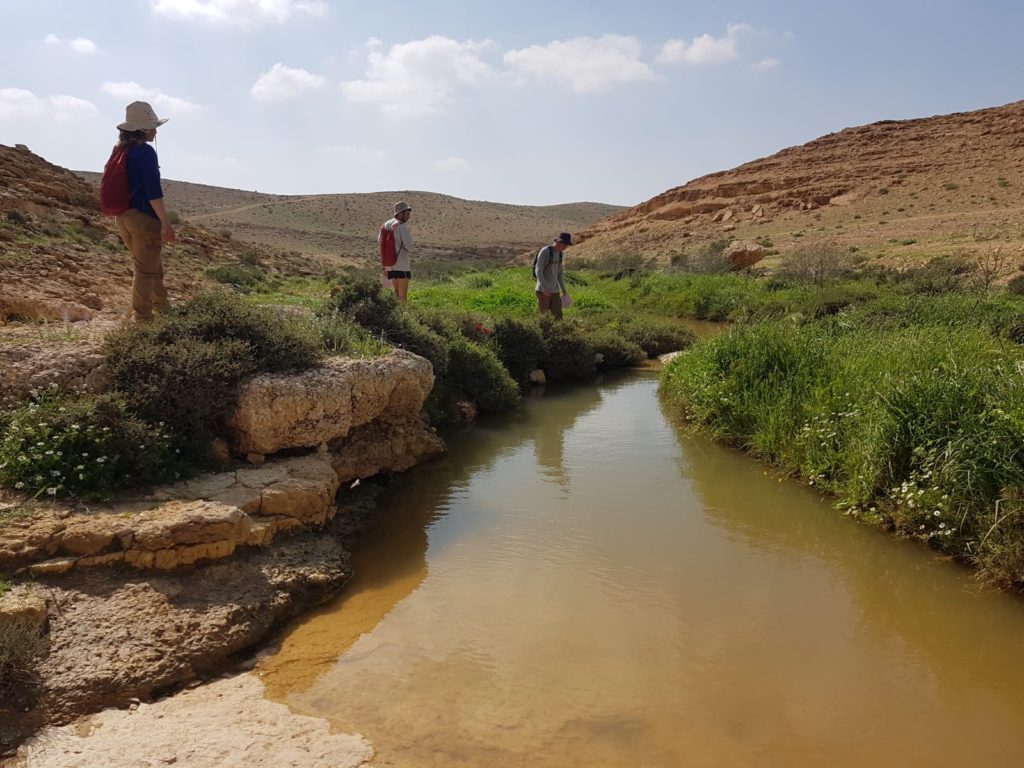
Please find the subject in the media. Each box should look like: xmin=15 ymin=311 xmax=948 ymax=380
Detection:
xmin=590 ymin=329 xmax=646 ymax=369
xmin=540 ymin=318 xmax=596 ymax=380
xmin=490 ymin=316 xmax=546 ymax=384
xmin=206 ymin=264 xmax=266 ymax=291
xmin=106 ymin=292 xmax=322 ymax=461
xmin=0 ymin=388 xmax=183 ymax=497
xmin=619 ymin=319 xmax=695 ymax=357
xmin=324 ymin=275 xmax=449 ymax=373
xmin=445 ymin=337 xmax=520 ymax=412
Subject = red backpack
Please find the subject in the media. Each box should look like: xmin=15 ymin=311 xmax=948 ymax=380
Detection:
xmin=100 ymin=144 xmax=134 ymax=217
xmin=379 ymin=222 xmax=398 ymax=268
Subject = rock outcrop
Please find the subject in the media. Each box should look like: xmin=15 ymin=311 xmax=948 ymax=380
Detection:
xmin=0 ymin=341 xmax=109 ymax=408
xmin=225 ymin=349 xmax=435 ymax=455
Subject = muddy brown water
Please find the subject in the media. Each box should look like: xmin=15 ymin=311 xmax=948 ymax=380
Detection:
xmin=258 ymin=372 xmax=1024 ymax=767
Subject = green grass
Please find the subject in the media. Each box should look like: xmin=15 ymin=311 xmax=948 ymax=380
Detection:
xmin=661 ymin=292 xmax=1024 ymax=589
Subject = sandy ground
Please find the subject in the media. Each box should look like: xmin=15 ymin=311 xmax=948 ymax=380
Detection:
xmin=14 ymin=674 xmax=374 ymax=768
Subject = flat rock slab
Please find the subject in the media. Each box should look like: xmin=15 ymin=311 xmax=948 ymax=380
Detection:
xmin=18 ymin=673 xmax=374 ymax=768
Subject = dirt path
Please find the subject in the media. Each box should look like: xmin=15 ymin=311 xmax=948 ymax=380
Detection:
xmin=187 ymin=196 xmax=324 ymax=222
xmin=14 ymin=674 xmax=374 ymax=768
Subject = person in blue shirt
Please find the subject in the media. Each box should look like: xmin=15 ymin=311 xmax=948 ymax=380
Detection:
xmin=113 ymin=101 xmax=176 ymax=320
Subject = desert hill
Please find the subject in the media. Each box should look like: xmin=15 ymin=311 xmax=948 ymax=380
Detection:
xmin=76 ymin=173 xmax=623 ymax=262
xmin=573 ymin=100 xmax=1024 ymax=266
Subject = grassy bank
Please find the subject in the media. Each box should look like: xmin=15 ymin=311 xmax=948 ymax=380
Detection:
xmin=659 ymin=270 xmax=1024 ymax=588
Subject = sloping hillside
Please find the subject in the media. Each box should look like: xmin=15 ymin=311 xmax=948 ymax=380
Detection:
xmin=0 ymin=145 xmax=320 ymax=327
xmin=76 ymin=173 xmax=623 ymax=262
xmin=574 ymin=100 xmax=1024 ymax=265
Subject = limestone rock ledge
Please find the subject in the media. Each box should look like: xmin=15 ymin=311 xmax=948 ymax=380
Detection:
xmin=0 ymin=456 xmax=341 ymax=575
xmin=225 ymin=349 xmax=434 ymax=456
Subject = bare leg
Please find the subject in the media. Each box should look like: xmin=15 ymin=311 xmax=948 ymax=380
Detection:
xmin=393 ymin=277 xmax=410 ymax=304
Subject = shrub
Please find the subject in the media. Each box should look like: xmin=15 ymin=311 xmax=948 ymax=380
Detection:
xmin=896 ymin=255 xmax=974 ymax=294
xmin=1006 ymin=275 xmax=1024 ymax=296
xmin=619 ymin=319 xmax=695 ymax=357
xmin=167 ymin=210 xmax=182 ymax=225
xmin=489 ymin=316 xmax=546 ymax=384
xmin=324 ymin=275 xmax=448 ymax=373
xmin=539 ymin=318 xmax=596 ymax=380
xmin=0 ymin=388 xmax=183 ymax=497
xmin=0 ymin=612 xmax=45 ymax=693
xmin=671 ymin=239 xmax=733 ymax=275
xmin=445 ymin=336 xmax=520 ymax=412
xmin=778 ymin=244 xmax=855 ymax=283
xmin=206 ymin=264 xmax=265 ymax=291
xmin=106 ymin=292 xmax=322 ymax=461
xmin=590 ymin=329 xmax=646 ymax=369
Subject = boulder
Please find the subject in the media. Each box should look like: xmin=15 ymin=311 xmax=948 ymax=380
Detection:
xmin=225 ymin=350 xmax=434 ymax=456
xmin=724 ymin=240 xmax=767 ymax=270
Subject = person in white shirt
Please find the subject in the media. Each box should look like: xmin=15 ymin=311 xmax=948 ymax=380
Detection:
xmin=379 ymin=201 xmax=415 ymax=303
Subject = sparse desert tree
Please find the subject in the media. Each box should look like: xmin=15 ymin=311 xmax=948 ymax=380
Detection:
xmin=778 ymin=244 xmax=854 ymax=284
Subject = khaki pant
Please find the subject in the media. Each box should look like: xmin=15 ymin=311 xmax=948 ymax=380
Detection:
xmin=537 ymin=291 xmax=563 ymax=320
xmin=115 ymin=209 xmax=168 ymax=320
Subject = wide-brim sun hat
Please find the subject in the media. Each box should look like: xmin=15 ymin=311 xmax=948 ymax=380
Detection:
xmin=117 ymin=101 xmax=169 ymax=132
xmin=394 ymin=201 xmax=412 ymax=215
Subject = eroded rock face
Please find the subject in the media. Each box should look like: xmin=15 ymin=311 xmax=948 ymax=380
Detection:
xmin=225 ymin=350 xmax=435 ymax=456
xmin=0 ymin=341 xmax=109 ymax=408
xmin=329 ymin=415 xmax=446 ymax=484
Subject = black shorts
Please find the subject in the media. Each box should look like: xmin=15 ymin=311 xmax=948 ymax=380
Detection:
xmin=387 ymin=270 xmax=412 ymax=279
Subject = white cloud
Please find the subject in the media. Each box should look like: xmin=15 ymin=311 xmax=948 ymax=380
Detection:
xmin=658 ymin=23 xmax=753 ymax=65
xmin=0 ymin=88 xmax=46 ymax=120
xmin=342 ymin=36 xmax=495 ymax=117
xmin=321 ymin=145 xmax=388 ymax=163
xmin=50 ymin=94 xmax=99 ymax=121
xmin=751 ymin=57 xmax=781 ymax=72
xmin=434 ymin=156 xmax=470 ymax=173
xmin=251 ymin=63 xmax=325 ymax=101
xmin=44 ymin=34 xmax=99 ymax=54
xmin=504 ymin=35 xmax=656 ymax=93
xmin=151 ymin=0 xmax=326 ymax=27
xmin=0 ymin=89 xmax=98 ymax=122
xmin=102 ymin=81 xmax=201 ymax=114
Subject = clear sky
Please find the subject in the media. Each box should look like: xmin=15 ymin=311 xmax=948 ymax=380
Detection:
xmin=1 ymin=0 xmax=1022 ymax=206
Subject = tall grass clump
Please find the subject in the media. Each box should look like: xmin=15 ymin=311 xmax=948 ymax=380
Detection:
xmin=106 ymin=292 xmax=322 ymax=463
xmin=662 ymin=319 xmax=1024 ymax=588
xmin=0 ymin=613 xmax=45 ymax=694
